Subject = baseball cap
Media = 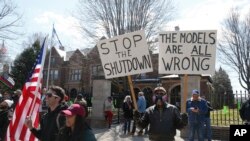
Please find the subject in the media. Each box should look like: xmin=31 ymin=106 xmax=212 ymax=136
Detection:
xmin=192 ymin=89 xmax=199 ymax=95
xmin=4 ymin=99 xmax=14 ymax=107
xmin=14 ymin=89 xmax=22 ymax=95
xmin=61 ymin=104 xmax=85 ymax=117
xmin=153 ymin=86 xmax=166 ymax=93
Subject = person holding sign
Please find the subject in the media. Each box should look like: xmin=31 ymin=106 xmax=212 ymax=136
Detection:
xmin=134 ymin=86 xmax=188 ymax=141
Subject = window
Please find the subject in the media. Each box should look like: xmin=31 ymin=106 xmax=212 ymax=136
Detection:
xmin=43 ymin=70 xmax=47 ymax=80
xmin=141 ymin=73 xmax=146 ymax=79
xmin=51 ymin=57 xmax=56 ymax=65
xmin=50 ymin=69 xmax=59 ymax=80
xmin=92 ymin=65 xmax=104 ymax=76
xmin=69 ymin=69 xmax=81 ymax=81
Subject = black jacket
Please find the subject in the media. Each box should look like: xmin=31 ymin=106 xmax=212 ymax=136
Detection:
xmin=122 ymin=102 xmax=133 ymax=119
xmin=0 ymin=110 xmax=9 ymax=140
xmin=135 ymin=103 xmax=187 ymax=141
xmin=31 ymin=104 xmax=67 ymax=141
xmin=239 ymin=99 xmax=250 ymax=121
xmin=56 ymin=123 xmax=96 ymax=141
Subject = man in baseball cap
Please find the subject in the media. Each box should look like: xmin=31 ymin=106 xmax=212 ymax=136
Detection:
xmin=134 ymin=86 xmax=188 ymax=140
xmin=186 ymin=89 xmax=208 ymax=141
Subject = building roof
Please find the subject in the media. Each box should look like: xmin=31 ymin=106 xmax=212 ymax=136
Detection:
xmin=54 ymin=47 xmax=66 ymax=61
xmin=63 ymin=48 xmax=93 ymax=61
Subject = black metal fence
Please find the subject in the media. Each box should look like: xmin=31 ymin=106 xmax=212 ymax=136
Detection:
xmin=209 ymin=90 xmax=249 ymax=126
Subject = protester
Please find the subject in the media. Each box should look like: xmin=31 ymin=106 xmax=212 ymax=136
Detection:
xmin=56 ymin=104 xmax=96 ymax=141
xmin=103 ymin=96 xmax=113 ymax=128
xmin=74 ymin=93 xmax=87 ymax=106
xmin=186 ymin=89 xmax=208 ymax=141
xmin=239 ymin=93 xmax=250 ymax=125
xmin=134 ymin=86 xmax=188 ymax=141
xmin=122 ymin=95 xmax=133 ymax=135
xmin=202 ymin=96 xmax=213 ymax=141
xmin=39 ymin=88 xmax=48 ymax=118
xmin=74 ymin=93 xmax=88 ymax=117
xmin=25 ymin=85 xmax=68 ymax=141
xmin=1 ymin=91 xmax=14 ymax=120
xmin=131 ymin=91 xmax=147 ymax=135
xmin=12 ymin=89 xmax=22 ymax=109
xmin=0 ymin=99 xmax=13 ymax=141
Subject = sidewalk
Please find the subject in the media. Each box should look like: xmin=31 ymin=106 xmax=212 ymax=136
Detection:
xmin=93 ymin=124 xmax=187 ymax=141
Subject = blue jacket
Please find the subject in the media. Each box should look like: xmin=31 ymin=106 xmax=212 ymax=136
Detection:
xmin=186 ymin=97 xmax=208 ymax=123
xmin=137 ymin=96 xmax=146 ymax=113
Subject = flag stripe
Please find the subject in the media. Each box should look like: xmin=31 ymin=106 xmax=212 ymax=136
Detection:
xmin=0 ymin=74 xmax=15 ymax=88
xmin=6 ymin=37 xmax=47 ymax=141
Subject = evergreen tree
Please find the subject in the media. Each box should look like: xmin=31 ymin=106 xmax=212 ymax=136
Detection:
xmin=212 ymin=67 xmax=234 ymax=109
xmin=11 ymin=40 xmax=41 ymax=89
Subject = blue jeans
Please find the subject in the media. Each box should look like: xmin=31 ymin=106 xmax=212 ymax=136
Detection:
xmin=188 ymin=121 xmax=204 ymax=141
xmin=123 ymin=118 xmax=131 ymax=134
xmin=204 ymin=118 xmax=212 ymax=140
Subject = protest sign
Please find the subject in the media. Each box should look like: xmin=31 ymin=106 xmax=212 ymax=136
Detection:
xmin=97 ymin=30 xmax=153 ymax=79
xmin=158 ymin=30 xmax=217 ymax=75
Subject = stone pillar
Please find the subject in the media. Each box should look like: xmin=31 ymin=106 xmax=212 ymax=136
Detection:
xmin=180 ymin=75 xmax=201 ymax=138
xmin=91 ymin=79 xmax=111 ymax=128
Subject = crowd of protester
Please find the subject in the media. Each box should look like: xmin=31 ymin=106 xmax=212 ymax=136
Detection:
xmin=3 ymin=83 xmax=246 ymax=141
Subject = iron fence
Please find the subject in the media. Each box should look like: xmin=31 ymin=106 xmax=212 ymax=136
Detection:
xmin=209 ymin=90 xmax=249 ymax=126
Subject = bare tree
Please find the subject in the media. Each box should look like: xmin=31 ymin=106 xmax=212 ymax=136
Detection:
xmin=0 ymin=0 xmax=22 ymax=40
xmin=75 ymin=0 xmax=175 ymax=50
xmin=218 ymin=8 xmax=250 ymax=91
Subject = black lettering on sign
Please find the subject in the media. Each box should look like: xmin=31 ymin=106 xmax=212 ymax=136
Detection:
xmin=100 ymin=42 xmax=109 ymax=55
xmin=179 ymin=32 xmax=216 ymax=44
xmin=161 ymin=56 xmax=210 ymax=71
xmin=209 ymin=32 xmax=216 ymax=44
xmin=110 ymin=39 xmax=119 ymax=52
xmin=191 ymin=45 xmax=211 ymax=56
xmin=165 ymin=45 xmax=183 ymax=54
xmin=104 ymin=55 xmax=152 ymax=76
xmin=159 ymin=33 xmax=177 ymax=43
xmin=133 ymin=34 xmax=142 ymax=47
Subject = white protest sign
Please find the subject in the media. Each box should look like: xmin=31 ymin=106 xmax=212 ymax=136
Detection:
xmin=97 ymin=30 xmax=153 ymax=79
xmin=158 ymin=30 xmax=217 ymax=75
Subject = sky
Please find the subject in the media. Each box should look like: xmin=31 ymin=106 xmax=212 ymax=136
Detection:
xmin=5 ymin=0 xmax=250 ymax=92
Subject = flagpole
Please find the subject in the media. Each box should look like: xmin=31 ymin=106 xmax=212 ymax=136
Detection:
xmin=46 ymin=24 xmax=54 ymax=89
xmin=29 ymin=36 xmax=48 ymax=116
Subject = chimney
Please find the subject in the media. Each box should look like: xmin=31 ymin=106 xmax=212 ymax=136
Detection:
xmin=175 ymin=26 xmax=180 ymax=31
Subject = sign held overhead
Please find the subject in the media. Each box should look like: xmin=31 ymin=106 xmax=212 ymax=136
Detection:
xmin=158 ymin=30 xmax=217 ymax=75
xmin=97 ymin=30 xmax=153 ymax=79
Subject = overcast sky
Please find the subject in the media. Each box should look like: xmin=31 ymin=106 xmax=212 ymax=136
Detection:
xmin=5 ymin=0 xmax=250 ymax=91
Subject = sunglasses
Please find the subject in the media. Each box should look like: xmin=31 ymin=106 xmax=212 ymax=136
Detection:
xmin=46 ymin=93 xmax=59 ymax=98
xmin=155 ymin=92 xmax=165 ymax=95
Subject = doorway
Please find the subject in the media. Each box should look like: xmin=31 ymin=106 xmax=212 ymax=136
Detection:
xmin=170 ymin=85 xmax=181 ymax=110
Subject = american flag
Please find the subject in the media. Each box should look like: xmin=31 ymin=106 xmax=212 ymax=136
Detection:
xmin=0 ymin=72 xmax=15 ymax=88
xmin=6 ymin=37 xmax=48 ymax=141
xmin=52 ymin=26 xmax=63 ymax=47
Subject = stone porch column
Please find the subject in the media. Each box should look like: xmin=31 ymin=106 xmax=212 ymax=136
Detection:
xmin=91 ymin=79 xmax=111 ymax=128
xmin=180 ymin=75 xmax=201 ymax=138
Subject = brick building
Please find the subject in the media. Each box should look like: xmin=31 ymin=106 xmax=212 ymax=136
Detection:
xmin=42 ymin=46 xmax=212 ymax=109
